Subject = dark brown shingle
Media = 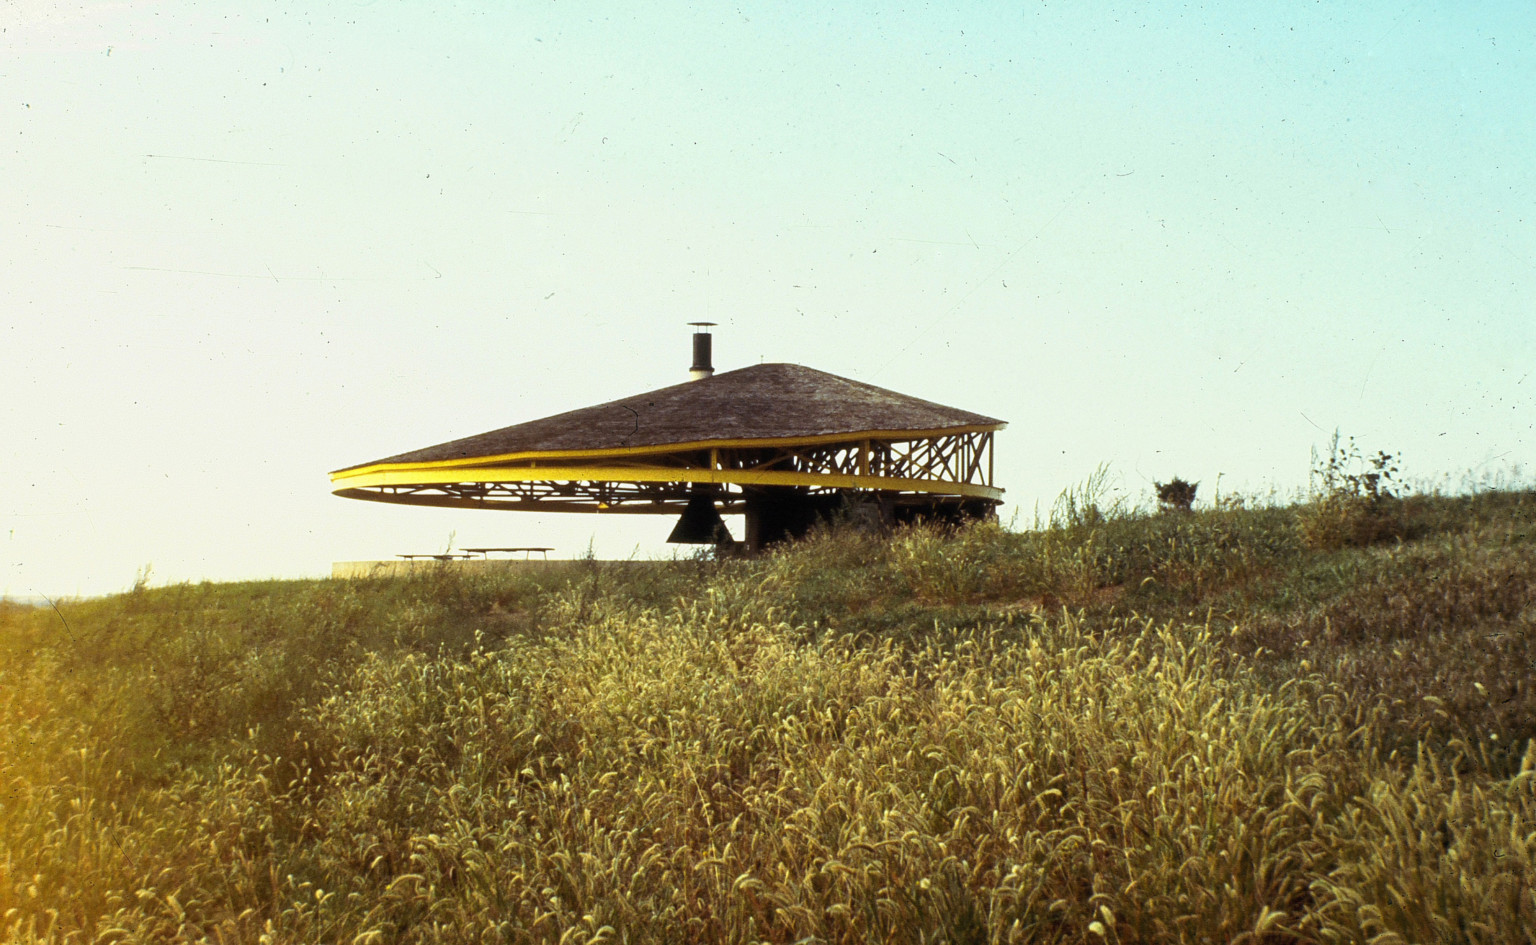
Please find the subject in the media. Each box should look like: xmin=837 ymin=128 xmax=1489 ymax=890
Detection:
xmin=337 ymin=363 xmax=1003 ymax=471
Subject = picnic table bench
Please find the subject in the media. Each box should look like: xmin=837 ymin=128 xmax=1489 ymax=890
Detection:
xmin=460 ymin=547 xmax=554 ymax=560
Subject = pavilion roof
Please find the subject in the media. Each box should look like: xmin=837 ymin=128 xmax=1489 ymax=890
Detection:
xmin=336 ymin=363 xmax=1004 ymax=472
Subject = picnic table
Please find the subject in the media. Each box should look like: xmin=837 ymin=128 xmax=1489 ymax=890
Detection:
xmin=460 ymin=547 xmax=554 ymax=560
xmin=395 ymin=553 xmax=478 ymax=561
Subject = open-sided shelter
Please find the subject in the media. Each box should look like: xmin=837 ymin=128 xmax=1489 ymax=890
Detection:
xmin=330 ymin=328 xmax=1005 ymax=552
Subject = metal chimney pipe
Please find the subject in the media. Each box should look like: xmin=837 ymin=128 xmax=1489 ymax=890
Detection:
xmin=688 ymin=322 xmax=716 ymax=380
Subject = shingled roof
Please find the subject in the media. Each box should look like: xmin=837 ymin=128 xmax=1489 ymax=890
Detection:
xmin=337 ymin=363 xmax=1004 ymax=471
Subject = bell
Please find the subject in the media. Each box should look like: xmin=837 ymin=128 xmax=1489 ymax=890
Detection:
xmin=667 ymin=492 xmax=733 ymax=544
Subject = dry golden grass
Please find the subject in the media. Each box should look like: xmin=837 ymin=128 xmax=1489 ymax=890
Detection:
xmin=3 ymin=488 xmax=1534 ymax=942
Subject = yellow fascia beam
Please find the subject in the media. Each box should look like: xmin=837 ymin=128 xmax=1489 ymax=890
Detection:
xmin=330 ymin=490 xmax=694 ymax=513
xmin=331 ymin=464 xmax=1003 ymax=501
xmin=330 ymin=424 xmax=1005 ymax=478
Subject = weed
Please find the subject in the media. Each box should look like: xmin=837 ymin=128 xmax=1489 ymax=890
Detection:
xmin=1299 ymin=432 xmax=1410 ymax=550
xmin=1050 ymin=463 xmax=1125 ymax=529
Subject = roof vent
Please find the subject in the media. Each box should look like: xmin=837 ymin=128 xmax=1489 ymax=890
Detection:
xmin=688 ymin=322 xmax=716 ymax=381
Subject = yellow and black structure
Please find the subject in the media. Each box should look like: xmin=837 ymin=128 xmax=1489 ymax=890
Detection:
xmin=330 ymin=327 xmax=1005 ymax=553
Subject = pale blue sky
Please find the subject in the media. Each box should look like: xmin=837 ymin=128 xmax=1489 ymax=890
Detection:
xmin=4 ymin=2 xmax=1533 ymax=597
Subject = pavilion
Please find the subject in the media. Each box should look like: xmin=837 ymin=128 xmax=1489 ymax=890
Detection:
xmin=330 ymin=327 xmax=1005 ymax=553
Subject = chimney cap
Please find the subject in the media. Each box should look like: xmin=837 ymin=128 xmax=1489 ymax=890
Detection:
xmin=687 ymin=321 xmax=717 ymax=330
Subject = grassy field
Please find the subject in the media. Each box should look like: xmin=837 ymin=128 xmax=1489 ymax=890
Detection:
xmin=2 ymin=480 xmax=1534 ymax=943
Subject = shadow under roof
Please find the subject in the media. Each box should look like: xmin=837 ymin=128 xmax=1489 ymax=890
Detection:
xmin=336 ymin=363 xmax=1004 ymax=472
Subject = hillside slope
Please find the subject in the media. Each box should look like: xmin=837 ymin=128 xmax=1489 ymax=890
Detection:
xmin=2 ymin=489 xmax=1533 ymax=943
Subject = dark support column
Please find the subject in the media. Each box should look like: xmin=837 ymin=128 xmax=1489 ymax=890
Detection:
xmin=743 ymin=487 xmax=839 ymax=553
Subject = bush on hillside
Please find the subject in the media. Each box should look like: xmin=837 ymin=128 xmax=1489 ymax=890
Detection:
xmin=1154 ymin=477 xmax=1198 ymax=513
xmin=1299 ymin=432 xmax=1409 ymax=550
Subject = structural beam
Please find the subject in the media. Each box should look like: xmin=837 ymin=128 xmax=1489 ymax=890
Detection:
xmin=331 ymin=428 xmax=1004 ymax=516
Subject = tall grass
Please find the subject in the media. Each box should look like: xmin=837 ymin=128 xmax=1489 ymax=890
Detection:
xmin=2 ymin=486 xmax=1533 ymax=942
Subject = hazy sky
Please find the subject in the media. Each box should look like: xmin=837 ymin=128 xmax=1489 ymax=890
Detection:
xmin=4 ymin=1 xmax=1533 ymax=598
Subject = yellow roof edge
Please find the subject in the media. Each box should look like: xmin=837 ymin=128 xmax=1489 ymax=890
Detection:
xmin=330 ymin=424 xmax=1004 ymax=480
xmin=331 ymin=487 xmax=1000 ymax=513
xmin=330 ymin=464 xmax=1003 ymax=501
